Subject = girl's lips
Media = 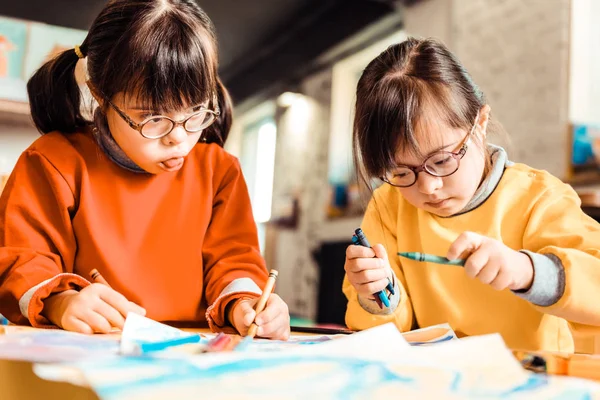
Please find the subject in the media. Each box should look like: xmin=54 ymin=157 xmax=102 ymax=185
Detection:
xmin=425 ymin=198 xmax=450 ymax=208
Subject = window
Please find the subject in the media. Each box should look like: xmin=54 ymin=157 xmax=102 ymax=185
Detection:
xmin=239 ymin=118 xmax=277 ymax=252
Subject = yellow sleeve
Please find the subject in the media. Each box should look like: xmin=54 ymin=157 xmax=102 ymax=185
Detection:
xmin=523 ymin=182 xmax=600 ymax=335
xmin=343 ymin=192 xmax=414 ymax=332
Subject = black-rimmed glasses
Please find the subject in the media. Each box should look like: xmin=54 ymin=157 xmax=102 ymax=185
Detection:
xmin=381 ymin=117 xmax=478 ymax=188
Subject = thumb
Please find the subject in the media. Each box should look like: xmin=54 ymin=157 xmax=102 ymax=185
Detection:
xmin=238 ymin=300 xmax=256 ymax=327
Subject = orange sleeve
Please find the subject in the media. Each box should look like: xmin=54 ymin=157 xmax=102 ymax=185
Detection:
xmin=203 ymin=157 xmax=268 ymax=331
xmin=0 ymin=150 xmax=89 ymax=327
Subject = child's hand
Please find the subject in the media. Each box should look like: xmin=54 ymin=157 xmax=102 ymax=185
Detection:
xmin=447 ymin=232 xmax=534 ymax=291
xmin=229 ymin=294 xmax=290 ymax=340
xmin=42 ymin=283 xmax=146 ymax=334
xmin=344 ymin=243 xmax=392 ymax=300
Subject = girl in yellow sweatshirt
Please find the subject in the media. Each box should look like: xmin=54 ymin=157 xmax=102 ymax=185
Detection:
xmin=343 ymin=37 xmax=600 ymax=352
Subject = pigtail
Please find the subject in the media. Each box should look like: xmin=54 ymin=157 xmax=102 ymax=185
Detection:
xmin=27 ymin=45 xmax=88 ymax=134
xmin=204 ymin=76 xmax=232 ymax=146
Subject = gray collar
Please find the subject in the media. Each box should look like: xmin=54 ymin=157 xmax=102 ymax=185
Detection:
xmin=453 ymin=144 xmax=511 ymax=216
xmin=92 ymin=110 xmax=147 ymax=174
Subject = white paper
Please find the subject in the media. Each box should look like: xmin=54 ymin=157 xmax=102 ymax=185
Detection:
xmin=119 ymin=313 xmax=206 ymax=354
xmin=32 ymin=323 xmax=600 ymax=399
xmin=0 ymin=327 xmax=119 ymax=363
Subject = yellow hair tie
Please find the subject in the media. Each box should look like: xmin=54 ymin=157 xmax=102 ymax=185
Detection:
xmin=74 ymin=45 xmax=84 ymax=59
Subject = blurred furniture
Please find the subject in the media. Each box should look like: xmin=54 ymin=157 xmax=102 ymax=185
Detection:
xmin=0 ymin=99 xmax=31 ymax=127
xmin=573 ymin=187 xmax=600 ymax=353
xmin=312 ymin=240 xmax=352 ymax=326
xmin=576 ymin=187 xmax=600 ymax=223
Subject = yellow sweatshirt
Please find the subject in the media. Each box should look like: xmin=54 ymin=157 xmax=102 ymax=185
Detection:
xmin=344 ymin=160 xmax=600 ymax=352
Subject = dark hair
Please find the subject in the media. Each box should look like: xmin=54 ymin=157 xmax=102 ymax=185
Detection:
xmin=27 ymin=0 xmax=231 ymax=146
xmin=353 ymin=37 xmax=493 ymax=186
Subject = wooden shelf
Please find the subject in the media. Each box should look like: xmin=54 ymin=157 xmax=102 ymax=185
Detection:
xmin=0 ymin=99 xmax=33 ymax=127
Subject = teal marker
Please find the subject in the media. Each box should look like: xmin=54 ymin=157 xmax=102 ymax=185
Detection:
xmin=398 ymin=252 xmax=465 ymax=266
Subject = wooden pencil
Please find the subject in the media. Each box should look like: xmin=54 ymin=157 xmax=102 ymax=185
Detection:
xmin=89 ymin=269 xmax=111 ymax=287
xmin=246 ymin=269 xmax=278 ymax=338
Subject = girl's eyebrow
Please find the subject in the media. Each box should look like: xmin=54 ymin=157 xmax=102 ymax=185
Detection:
xmin=129 ymin=104 xmax=205 ymax=112
xmin=395 ymin=142 xmax=458 ymax=167
xmin=428 ymin=142 xmax=455 ymax=154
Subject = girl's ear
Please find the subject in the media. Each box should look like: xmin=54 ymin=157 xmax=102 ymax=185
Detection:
xmin=478 ymin=104 xmax=491 ymax=138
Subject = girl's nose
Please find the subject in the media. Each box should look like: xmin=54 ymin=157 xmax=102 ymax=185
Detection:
xmin=162 ymin=125 xmax=187 ymax=146
xmin=416 ymin=173 xmax=442 ymax=194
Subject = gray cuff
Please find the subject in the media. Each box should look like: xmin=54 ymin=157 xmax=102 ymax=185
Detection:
xmin=357 ymin=273 xmax=401 ymax=315
xmin=512 ymin=250 xmax=565 ymax=307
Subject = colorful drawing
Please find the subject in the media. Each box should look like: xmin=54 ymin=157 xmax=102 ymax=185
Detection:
xmin=73 ymin=355 xmax=597 ymax=400
xmin=24 ymin=23 xmax=87 ymax=80
xmin=0 ymin=18 xmax=88 ymax=102
xmin=0 ymin=34 xmax=16 ymax=77
xmin=36 ymin=327 xmax=600 ymax=400
xmin=0 ymin=17 xmax=26 ymax=78
xmin=572 ymin=123 xmax=600 ymax=173
xmin=0 ymin=16 xmax=28 ymax=101
xmin=0 ymin=328 xmax=120 ymax=363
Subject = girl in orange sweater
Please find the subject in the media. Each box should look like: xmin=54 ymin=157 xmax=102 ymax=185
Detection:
xmin=0 ymin=0 xmax=290 ymax=339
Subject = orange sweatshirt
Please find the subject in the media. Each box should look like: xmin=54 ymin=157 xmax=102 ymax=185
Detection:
xmin=0 ymin=131 xmax=267 ymax=330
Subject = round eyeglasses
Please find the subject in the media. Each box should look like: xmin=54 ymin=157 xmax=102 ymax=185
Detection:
xmin=107 ymin=101 xmax=220 ymax=139
xmin=381 ymin=112 xmax=481 ymax=188
xmin=381 ymin=141 xmax=469 ymax=187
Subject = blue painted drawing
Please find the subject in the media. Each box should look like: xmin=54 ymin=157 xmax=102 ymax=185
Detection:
xmin=73 ymin=353 xmax=598 ymax=400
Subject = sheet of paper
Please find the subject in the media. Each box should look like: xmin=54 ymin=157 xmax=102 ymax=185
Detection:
xmin=0 ymin=327 xmax=119 ymax=363
xmin=120 ymin=313 xmax=208 ymax=354
xmin=34 ymin=322 xmax=600 ymax=399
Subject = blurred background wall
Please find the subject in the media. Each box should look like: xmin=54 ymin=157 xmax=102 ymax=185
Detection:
xmin=1 ymin=0 xmax=599 ymax=347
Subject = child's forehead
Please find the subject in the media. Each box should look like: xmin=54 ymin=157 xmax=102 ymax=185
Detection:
xmin=395 ymin=117 xmax=464 ymax=164
xmin=117 ymin=92 xmax=209 ymax=110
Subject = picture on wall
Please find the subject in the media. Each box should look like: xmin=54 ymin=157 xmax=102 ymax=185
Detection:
xmin=571 ymin=123 xmax=600 ymax=174
xmin=0 ymin=15 xmax=88 ymax=103
xmin=24 ymin=23 xmax=87 ymax=83
xmin=0 ymin=16 xmax=28 ymax=101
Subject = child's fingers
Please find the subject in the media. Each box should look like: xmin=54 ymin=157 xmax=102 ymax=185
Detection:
xmin=275 ymin=320 xmax=291 ymax=341
xmin=256 ymin=313 xmax=289 ymax=338
xmin=489 ymin=269 xmax=512 ymax=291
xmin=62 ymin=315 xmax=93 ymax=335
xmin=357 ymin=278 xmax=389 ymax=297
xmin=346 ymin=245 xmax=376 ymax=260
xmin=371 ymin=244 xmax=389 ymax=262
xmin=128 ymin=302 xmax=146 ymax=316
xmin=261 ymin=322 xmax=290 ymax=340
xmin=476 ymin=262 xmax=500 ymax=285
xmin=447 ymin=231 xmax=483 ymax=260
xmin=351 ymin=268 xmax=388 ymax=285
xmin=80 ymin=310 xmax=112 ymax=334
xmin=255 ymin=294 xmax=287 ymax=326
xmin=464 ymin=248 xmax=490 ymax=279
xmin=345 ymin=257 xmax=386 ymax=273
xmin=96 ymin=285 xmax=145 ymax=318
xmin=94 ymin=300 xmax=126 ymax=329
